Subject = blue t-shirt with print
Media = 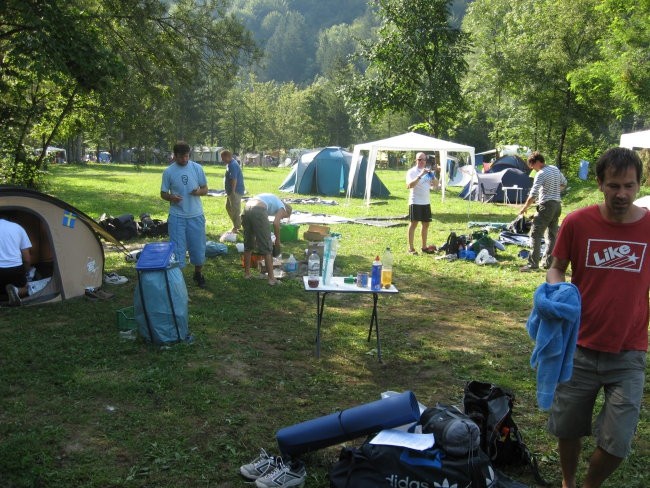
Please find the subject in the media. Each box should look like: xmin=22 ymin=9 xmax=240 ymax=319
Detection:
xmin=161 ymin=161 xmax=207 ymax=218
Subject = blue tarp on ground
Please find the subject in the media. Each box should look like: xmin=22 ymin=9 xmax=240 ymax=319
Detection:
xmin=279 ymin=147 xmax=390 ymax=198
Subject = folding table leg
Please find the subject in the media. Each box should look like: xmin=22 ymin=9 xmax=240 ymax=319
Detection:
xmin=315 ymin=292 xmax=327 ymax=358
xmin=367 ymin=293 xmax=382 ymax=362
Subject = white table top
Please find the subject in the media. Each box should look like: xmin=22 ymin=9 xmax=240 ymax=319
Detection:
xmin=302 ymin=276 xmax=398 ymax=293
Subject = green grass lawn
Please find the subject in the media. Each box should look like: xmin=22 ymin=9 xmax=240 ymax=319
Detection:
xmin=1 ymin=162 xmax=648 ymax=487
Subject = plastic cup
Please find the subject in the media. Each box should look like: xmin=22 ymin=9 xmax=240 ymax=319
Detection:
xmin=356 ymin=272 xmax=369 ymax=288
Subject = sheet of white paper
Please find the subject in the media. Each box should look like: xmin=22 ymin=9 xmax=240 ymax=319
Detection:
xmin=369 ymin=429 xmax=434 ymax=451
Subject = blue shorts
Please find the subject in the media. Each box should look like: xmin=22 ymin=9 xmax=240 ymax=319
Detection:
xmin=167 ymin=214 xmax=206 ymax=268
xmin=548 ymin=347 xmax=646 ymax=458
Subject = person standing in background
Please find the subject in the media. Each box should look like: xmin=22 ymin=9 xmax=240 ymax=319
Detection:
xmin=223 ymin=149 xmax=245 ymax=234
xmin=160 ymin=141 xmax=209 ymax=288
xmin=519 ymin=151 xmax=567 ymax=272
xmin=406 ymin=152 xmax=436 ymax=254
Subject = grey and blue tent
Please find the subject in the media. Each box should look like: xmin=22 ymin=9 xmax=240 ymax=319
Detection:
xmin=279 ymin=147 xmax=389 ymax=198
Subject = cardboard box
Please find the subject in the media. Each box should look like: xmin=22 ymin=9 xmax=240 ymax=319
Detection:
xmin=303 ymin=224 xmax=330 ymax=241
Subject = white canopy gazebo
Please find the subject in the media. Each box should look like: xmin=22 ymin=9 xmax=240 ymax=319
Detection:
xmin=347 ymin=132 xmax=475 ymax=204
xmin=620 ymin=130 xmax=650 ymax=149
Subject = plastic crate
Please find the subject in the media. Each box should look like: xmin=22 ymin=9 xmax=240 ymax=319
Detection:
xmin=280 ymin=223 xmax=299 ymax=242
xmin=116 ymin=306 xmax=136 ymax=330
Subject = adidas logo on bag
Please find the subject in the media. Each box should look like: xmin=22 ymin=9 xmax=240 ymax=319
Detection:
xmin=385 ymin=474 xmax=432 ymax=488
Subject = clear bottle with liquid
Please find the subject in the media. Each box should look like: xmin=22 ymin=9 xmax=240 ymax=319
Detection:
xmin=285 ymin=253 xmax=297 ymax=274
xmin=381 ymin=247 xmax=393 ymax=289
xmin=307 ymin=251 xmax=320 ymax=288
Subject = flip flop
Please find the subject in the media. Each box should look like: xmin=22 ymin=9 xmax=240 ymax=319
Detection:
xmin=95 ymin=289 xmax=115 ymax=300
xmin=421 ymin=245 xmax=437 ymax=254
xmin=84 ymin=289 xmax=99 ymax=301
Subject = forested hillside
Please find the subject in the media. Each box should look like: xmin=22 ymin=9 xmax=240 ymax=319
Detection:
xmin=229 ymin=0 xmax=470 ymax=84
xmin=2 ymin=0 xmax=648 ymax=190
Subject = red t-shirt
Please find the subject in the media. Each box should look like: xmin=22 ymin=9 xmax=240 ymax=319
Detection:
xmin=552 ymin=205 xmax=650 ymax=352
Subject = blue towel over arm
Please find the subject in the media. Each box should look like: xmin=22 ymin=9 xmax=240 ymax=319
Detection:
xmin=526 ymin=282 xmax=581 ymax=410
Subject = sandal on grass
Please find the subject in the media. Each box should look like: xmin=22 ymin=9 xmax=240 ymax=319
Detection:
xmin=421 ymin=245 xmax=437 ymax=254
xmin=407 ymin=249 xmax=418 ymax=255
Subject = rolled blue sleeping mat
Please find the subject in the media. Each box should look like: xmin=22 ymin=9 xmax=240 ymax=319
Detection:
xmin=276 ymin=391 xmax=420 ymax=457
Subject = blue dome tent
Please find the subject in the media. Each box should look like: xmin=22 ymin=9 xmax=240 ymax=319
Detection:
xmin=279 ymin=147 xmax=389 ymax=198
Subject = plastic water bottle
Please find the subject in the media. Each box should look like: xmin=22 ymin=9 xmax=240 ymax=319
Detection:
xmin=307 ymin=251 xmax=320 ymax=288
xmin=371 ymin=255 xmax=382 ymax=291
xmin=381 ymin=247 xmax=393 ymax=289
xmin=285 ymin=253 xmax=297 ymax=274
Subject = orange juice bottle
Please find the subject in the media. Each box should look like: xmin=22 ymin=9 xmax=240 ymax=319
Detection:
xmin=381 ymin=247 xmax=393 ymax=288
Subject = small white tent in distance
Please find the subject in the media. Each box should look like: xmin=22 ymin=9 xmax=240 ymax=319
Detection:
xmin=620 ymin=130 xmax=650 ymax=149
xmin=347 ymin=132 xmax=475 ymax=204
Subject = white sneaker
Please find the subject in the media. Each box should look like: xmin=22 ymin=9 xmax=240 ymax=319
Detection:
xmin=104 ymin=272 xmax=128 ymax=285
xmin=240 ymin=448 xmax=278 ymax=480
xmin=255 ymin=458 xmax=306 ymax=488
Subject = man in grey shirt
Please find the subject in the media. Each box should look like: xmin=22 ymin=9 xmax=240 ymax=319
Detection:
xmin=518 ymin=151 xmax=567 ymax=271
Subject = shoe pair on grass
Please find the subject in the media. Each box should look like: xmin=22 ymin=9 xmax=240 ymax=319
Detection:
xmin=240 ymin=448 xmax=306 ymax=487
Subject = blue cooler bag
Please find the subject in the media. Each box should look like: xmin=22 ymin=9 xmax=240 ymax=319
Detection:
xmin=134 ymin=242 xmax=190 ymax=344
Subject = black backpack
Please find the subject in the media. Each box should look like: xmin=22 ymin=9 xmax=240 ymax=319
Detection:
xmin=139 ymin=213 xmax=168 ymax=238
xmin=420 ymin=403 xmax=481 ymax=457
xmin=463 ymin=381 xmax=548 ymax=486
xmin=441 ymin=232 xmax=466 ymax=254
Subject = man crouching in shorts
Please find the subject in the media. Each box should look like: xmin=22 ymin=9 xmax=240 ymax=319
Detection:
xmin=546 ymin=147 xmax=650 ymax=487
xmin=242 ymin=193 xmax=292 ymax=286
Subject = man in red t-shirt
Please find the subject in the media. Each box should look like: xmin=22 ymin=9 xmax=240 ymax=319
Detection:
xmin=547 ymin=147 xmax=650 ymax=488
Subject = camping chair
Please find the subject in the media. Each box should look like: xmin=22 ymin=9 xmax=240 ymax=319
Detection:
xmin=479 ymin=182 xmax=497 ymax=203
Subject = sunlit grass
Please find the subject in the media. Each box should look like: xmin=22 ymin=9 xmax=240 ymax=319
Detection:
xmin=1 ymin=162 xmax=648 ymax=487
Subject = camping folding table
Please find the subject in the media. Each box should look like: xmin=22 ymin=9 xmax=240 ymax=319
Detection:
xmin=303 ymin=276 xmax=398 ymax=362
xmin=502 ymin=185 xmax=523 ymax=204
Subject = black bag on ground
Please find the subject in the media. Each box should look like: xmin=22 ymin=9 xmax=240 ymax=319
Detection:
xmin=420 ymin=404 xmax=481 ymax=457
xmin=440 ymin=232 xmax=467 ymax=254
xmin=139 ymin=213 xmax=168 ymax=237
xmin=508 ymin=215 xmax=531 ymax=234
xmin=463 ymin=381 xmax=548 ymax=486
xmin=99 ymin=213 xmax=138 ymax=241
xmin=330 ymin=403 xmax=494 ymax=488
xmin=329 ymin=442 xmax=495 ymax=488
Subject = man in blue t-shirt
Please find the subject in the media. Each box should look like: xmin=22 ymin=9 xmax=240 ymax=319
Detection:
xmin=222 ymin=149 xmax=245 ymax=234
xmin=160 ymin=141 xmax=209 ymax=288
